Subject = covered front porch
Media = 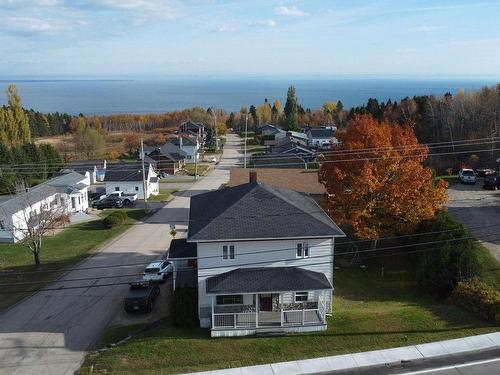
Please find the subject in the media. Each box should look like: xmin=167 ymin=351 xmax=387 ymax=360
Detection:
xmin=206 ymin=267 xmax=332 ymax=337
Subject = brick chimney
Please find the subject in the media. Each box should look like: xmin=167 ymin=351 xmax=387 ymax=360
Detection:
xmin=249 ymin=170 xmax=258 ymax=183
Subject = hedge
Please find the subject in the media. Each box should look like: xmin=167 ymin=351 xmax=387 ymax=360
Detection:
xmin=450 ymin=278 xmax=500 ymax=322
xmin=102 ymin=211 xmax=128 ymax=229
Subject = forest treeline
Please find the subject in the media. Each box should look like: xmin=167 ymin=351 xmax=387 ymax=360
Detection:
xmin=1 ymin=83 xmax=499 ymax=175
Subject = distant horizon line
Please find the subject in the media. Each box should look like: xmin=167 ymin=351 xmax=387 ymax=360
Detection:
xmin=0 ymin=74 xmax=499 ymax=82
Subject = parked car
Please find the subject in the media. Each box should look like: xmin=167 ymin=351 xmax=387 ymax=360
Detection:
xmin=107 ymin=191 xmax=137 ymax=206
xmin=207 ymin=156 xmax=217 ymax=163
xmin=483 ymin=175 xmax=500 ymax=190
xmin=124 ymin=281 xmax=160 ymax=313
xmin=475 ymin=168 xmax=497 ymax=177
xmin=159 ymin=172 xmax=170 ymax=178
xmin=459 ymin=169 xmax=476 ymax=184
xmin=92 ymin=196 xmax=123 ymax=209
xmin=143 ymin=260 xmax=173 ymax=282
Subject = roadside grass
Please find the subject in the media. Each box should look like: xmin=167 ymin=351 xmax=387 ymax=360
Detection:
xmin=147 ymin=189 xmax=178 ymax=202
xmin=183 ymin=164 xmax=210 ymax=176
xmin=79 ymin=261 xmax=498 ymax=375
xmin=0 ymin=209 xmax=146 ymax=311
xmin=247 ymin=146 xmax=268 ymax=154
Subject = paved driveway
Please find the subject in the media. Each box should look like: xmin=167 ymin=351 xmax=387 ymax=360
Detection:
xmin=0 ymin=133 xmax=242 ymax=375
xmin=446 ymin=181 xmax=500 ymax=262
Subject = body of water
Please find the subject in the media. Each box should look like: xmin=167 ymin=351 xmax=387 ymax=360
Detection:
xmin=0 ymin=78 xmax=497 ymax=115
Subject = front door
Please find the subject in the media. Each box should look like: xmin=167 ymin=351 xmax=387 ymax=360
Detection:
xmin=259 ymin=294 xmax=272 ymax=311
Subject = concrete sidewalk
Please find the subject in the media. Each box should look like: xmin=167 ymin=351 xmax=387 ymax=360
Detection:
xmin=188 ymin=332 xmax=500 ymax=375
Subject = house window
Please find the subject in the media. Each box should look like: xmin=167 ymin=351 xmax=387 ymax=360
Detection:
xmin=216 ymin=295 xmax=243 ymax=305
xmin=115 ymin=187 xmax=120 ymax=191
xmin=296 ymin=242 xmax=309 ymax=258
xmin=187 ymin=155 xmax=192 ymax=159
xmin=295 ymin=292 xmax=309 ymax=303
xmin=222 ymin=245 xmax=235 ymax=260
xmin=135 ymin=186 xmax=139 ymax=191
xmin=0 ymin=220 xmax=5 ymax=230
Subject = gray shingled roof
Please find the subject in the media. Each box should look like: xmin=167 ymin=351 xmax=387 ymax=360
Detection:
xmin=0 ymin=171 xmax=87 ymax=215
xmin=307 ymin=128 xmax=334 ymax=138
xmin=188 ymin=182 xmax=344 ymax=242
xmin=170 ymin=136 xmax=197 ymax=147
xmin=105 ymin=163 xmax=151 ymax=182
xmin=206 ymin=267 xmax=332 ymax=294
xmin=168 ymin=239 xmax=197 ymax=259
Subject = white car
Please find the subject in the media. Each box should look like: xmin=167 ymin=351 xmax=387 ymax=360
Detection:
xmin=143 ymin=260 xmax=173 ymax=282
xmin=208 ymin=156 xmax=217 ymax=163
xmin=459 ymin=169 xmax=476 ymax=184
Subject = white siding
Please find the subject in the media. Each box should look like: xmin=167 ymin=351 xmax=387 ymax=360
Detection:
xmin=197 ymin=238 xmax=334 ymax=325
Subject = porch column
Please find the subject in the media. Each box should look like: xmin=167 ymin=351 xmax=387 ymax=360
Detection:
xmin=280 ymin=294 xmax=283 ymax=327
xmin=255 ymin=293 xmax=259 ymax=328
xmin=211 ymin=295 xmax=215 ymax=328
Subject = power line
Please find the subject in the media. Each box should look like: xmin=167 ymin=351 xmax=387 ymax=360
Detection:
xmin=2 ymin=229 xmax=499 ymax=283
xmin=1 ymin=136 xmax=498 ymax=169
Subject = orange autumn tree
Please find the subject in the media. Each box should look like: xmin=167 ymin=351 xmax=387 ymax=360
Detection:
xmin=319 ymin=115 xmax=448 ymax=241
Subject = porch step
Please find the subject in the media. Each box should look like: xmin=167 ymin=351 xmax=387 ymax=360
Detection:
xmin=255 ymin=327 xmax=286 ymax=337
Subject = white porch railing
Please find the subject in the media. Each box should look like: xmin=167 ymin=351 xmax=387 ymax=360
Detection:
xmin=212 ymin=308 xmax=326 ymax=329
xmin=213 ymin=312 xmax=256 ymax=328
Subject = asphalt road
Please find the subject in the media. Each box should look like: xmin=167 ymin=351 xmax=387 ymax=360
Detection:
xmin=0 ymin=133 xmax=243 ymax=375
xmin=446 ymin=181 xmax=500 ymax=262
xmin=327 ymin=348 xmax=500 ymax=375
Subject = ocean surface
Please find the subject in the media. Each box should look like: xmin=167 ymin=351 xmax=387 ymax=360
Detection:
xmin=0 ymin=78 xmax=497 ymax=115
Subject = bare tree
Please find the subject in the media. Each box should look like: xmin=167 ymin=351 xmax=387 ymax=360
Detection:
xmin=2 ymin=182 xmax=68 ymax=270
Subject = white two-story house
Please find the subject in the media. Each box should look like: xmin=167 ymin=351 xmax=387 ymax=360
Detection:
xmin=171 ymin=172 xmax=345 ymax=337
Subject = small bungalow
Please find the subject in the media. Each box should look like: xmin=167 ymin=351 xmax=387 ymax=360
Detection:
xmin=170 ymin=135 xmax=200 ymax=164
xmin=0 ymin=171 xmax=89 ymax=243
xmin=104 ymin=163 xmax=159 ymax=199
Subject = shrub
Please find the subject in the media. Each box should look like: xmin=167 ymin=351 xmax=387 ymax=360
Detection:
xmin=103 ymin=211 xmax=128 ymax=229
xmin=451 ymin=279 xmax=500 ymax=322
xmin=415 ymin=211 xmax=478 ymax=298
xmin=170 ymin=286 xmax=198 ymax=327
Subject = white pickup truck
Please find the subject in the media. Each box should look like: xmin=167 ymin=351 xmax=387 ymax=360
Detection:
xmin=107 ymin=191 xmax=138 ymax=206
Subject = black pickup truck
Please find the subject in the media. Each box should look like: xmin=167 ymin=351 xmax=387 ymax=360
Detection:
xmin=124 ymin=281 xmax=160 ymax=313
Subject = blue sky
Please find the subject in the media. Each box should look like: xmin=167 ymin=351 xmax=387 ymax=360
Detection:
xmin=0 ymin=0 xmax=499 ymax=78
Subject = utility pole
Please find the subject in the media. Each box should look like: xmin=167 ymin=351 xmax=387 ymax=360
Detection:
xmin=244 ymin=113 xmax=248 ymax=168
xmin=140 ymin=138 xmax=148 ymax=210
xmin=194 ymin=149 xmax=198 ymax=181
xmin=211 ymin=107 xmax=218 ymax=151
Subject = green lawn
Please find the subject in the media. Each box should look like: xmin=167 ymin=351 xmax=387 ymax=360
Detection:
xmin=0 ymin=209 xmax=146 ymax=311
xmin=144 ymin=189 xmax=177 ymax=202
xmin=183 ymin=164 xmax=210 ymax=176
xmin=79 ymin=260 xmax=499 ymax=375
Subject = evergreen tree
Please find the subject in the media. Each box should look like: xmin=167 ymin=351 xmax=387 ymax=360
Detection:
xmin=283 ymin=86 xmax=299 ymax=131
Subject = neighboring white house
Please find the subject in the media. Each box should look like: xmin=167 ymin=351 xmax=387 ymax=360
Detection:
xmin=169 ymin=172 xmax=345 ymax=337
xmin=306 ymin=128 xmax=337 ymax=149
xmin=68 ymin=160 xmax=106 ymax=185
xmin=169 ymin=135 xmax=199 ymax=164
xmin=0 ymin=171 xmax=89 ymax=243
xmin=104 ymin=163 xmax=159 ymax=199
